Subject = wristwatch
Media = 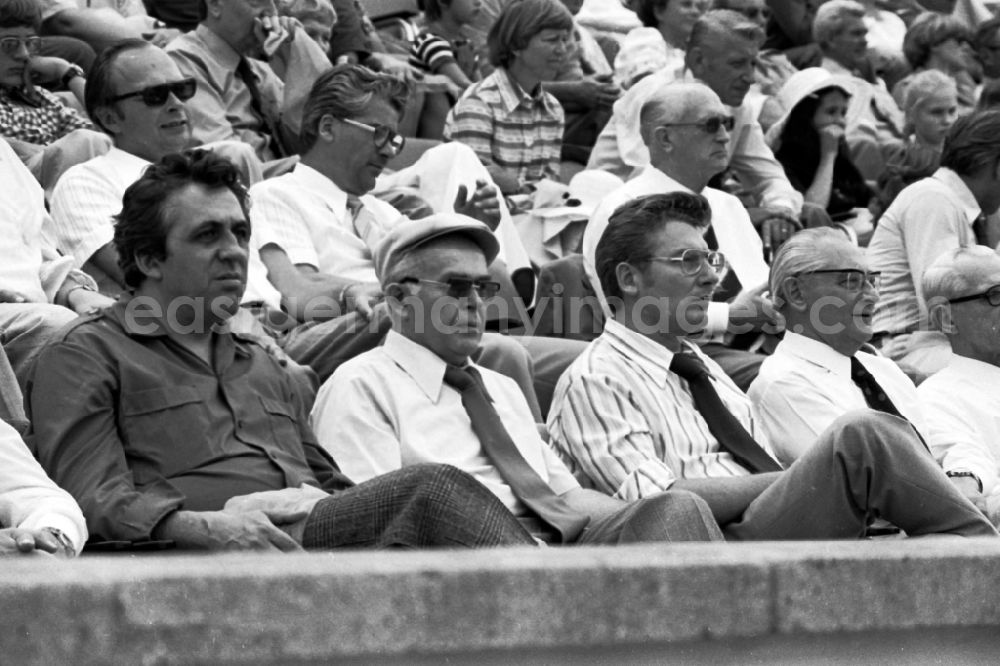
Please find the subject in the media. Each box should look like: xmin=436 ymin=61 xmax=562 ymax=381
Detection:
xmin=60 ymin=64 xmax=85 ymax=89
xmin=945 ymin=470 xmax=983 ymax=494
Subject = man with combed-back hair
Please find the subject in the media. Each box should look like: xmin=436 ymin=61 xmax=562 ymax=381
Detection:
xmin=868 ymin=109 xmax=1000 ymax=378
xmin=29 ymin=149 xmax=538 ymax=551
xmin=547 ymin=191 xmax=998 ymax=540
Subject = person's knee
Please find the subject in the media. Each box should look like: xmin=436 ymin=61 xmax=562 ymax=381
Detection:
xmin=403 ymin=462 xmax=482 ymax=498
xmin=824 ymin=409 xmax=921 ymax=457
xmin=641 ymin=488 xmax=714 ymax=520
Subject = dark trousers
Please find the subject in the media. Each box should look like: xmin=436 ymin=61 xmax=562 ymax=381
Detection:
xmin=302 ymin=464 xmax=536 ymax=549
xmin=577 ymin=490 xmax=724 ymax=544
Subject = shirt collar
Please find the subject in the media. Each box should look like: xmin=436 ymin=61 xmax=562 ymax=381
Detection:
xmin=932 ymin=167 xmax=981 ymax=224
xmin=106 ymin=146 xmax=152 ymax=172
xmin=107 ymin=294 xmax=251 ymax=357
xmin=381 ymin=329 xmax=455 ymax=402
xmin=291 ymin=162 xmax=350 ymax=218
xmin=195 ymin=24 xmax=242 ymax=69
xmin=776 ymin=331 xmax=852 ymax=377
xmin=495 ymin=68 xmax=554 ymax=115
xmin=601 ymin=319 xmax=699 ymax=389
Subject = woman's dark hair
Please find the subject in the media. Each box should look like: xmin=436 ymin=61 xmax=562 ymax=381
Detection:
xmin=636 ymin=0 xmax=670 ymax=28
xmin=774 ymin=86 xmax=872 ymax=217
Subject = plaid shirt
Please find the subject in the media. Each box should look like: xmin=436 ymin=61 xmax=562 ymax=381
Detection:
xmin=443 ymin=68 xmax=563 ymax=189
xmin=0 ymin=86 xmax=92 ymax=146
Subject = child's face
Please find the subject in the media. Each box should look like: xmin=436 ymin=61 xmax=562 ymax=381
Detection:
xmin=910 ymin=90 xmax=958 ymax=145
xmin=303 ymin=18 xmax=333 ymax=53
xmin=811 ymin=89 xmax=849 ymax=131
xmin=446 ymin=0 xmax=481 ymax=25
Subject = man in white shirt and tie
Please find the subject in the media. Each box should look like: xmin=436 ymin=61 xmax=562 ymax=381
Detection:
xmin=583 ymin=81 xmax=780 ymax=389
xmin=918 ymin=246 xmax=1000 ymax=509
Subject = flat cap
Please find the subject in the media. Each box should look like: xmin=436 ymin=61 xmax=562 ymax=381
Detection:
xmin=373 ymin=213 xmax=500 ymax=285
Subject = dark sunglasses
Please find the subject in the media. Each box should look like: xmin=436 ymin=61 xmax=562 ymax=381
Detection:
xmin=948 ymin=284 xmax=1000 ymax=306
xmin=660 ymin=115 xmax=736 ymax=134
xmin=110 ymin=78 xmax=197 ymax=106
xmin=401 ymin=277 xmax=502 ymax=299
xmin=340 ymin=117 xmax=406 ymax=155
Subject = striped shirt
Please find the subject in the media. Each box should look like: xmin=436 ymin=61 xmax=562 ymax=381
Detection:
xmin=547 ymin=320 xmax=777 ymax=502
xmin=443 ymin=68 xmax=563 ymax=189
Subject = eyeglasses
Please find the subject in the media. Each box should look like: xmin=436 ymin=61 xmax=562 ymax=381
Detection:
xmin=401 ymin=277 xmax=502 ymax=299
xmin=648 ymin=249 xmax=727 ymax=276
xmin=948 ymin=284 xmax=1000 ymax=306
xmin=797 ymin=269 xmax=881 ymax=291
xmin=0 ymin=36 xmax=41 ymax=56
xmin=110 ymin=78 xmax=197 ymax=106
xmin=659 ymin=115 xmax=735 ymax=135
xmin=340 ymin=117 xmax=406 ymax=155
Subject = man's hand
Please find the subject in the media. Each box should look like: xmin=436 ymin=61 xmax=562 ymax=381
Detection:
xmin=749 ymin=207 xmax=802 ymax=254
xmin=67 ymin=288 xmax=113 ymax=314
xmin=560 ymin=75 xmax=621 ymax=108
xmin=454 ymin=179 xmax=502 ymax=231
xmin=154 ymin=509 xmax=304 ymax=551
xmin=343 ymin=282 xmax=384 ymax=320
xmin=28 ymin=56 xmax=74 ymax=86
xmin=0 ymin=527 xmax=62 ymax=557
xmin=254 ymin=14 xmax=299 ymax=58
xmin=224 ymin=486 xmax=327 ymax=522
xmin=143 ymin=27 xmax=182 ymax=48
xmin=0 ymin=289 xmax=29 ymax=304
xmin=366 ymin=52 xmax=424 ymax=80
xmin=728 ymin=282 xmax=783 ymax=334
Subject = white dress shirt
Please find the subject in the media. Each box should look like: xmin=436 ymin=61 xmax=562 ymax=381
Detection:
xmin=581 ymin=165 xmax=769 ymax=335
xmin=547 ymin=319 xmax=777 ymax=502
xmin=0 ymin=419 xmax=87 ymax=554
xmin=250 ymin=163 xmax=405 ymax=284
xmin=311 ymin=331 xmax=579 ymax=515
xmin=917 ymin=353 xmax=1000 ymax=495
xmin=868 ymin=168 xmax=981 ymax=335
xmin=49 ymin=146 xmax=281 ymax=308
xmin=748 ymin=332 xmax=926 ymax=466
xmin=585 ymin=69 xmax=802 ymax=213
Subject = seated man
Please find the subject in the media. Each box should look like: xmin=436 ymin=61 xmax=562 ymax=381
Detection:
xmin=251 ymin=64 xmax=585 ymax=415
xmin=583 ymin=81 xmax=778 ymax=390
xmin=28 ymin=150 xmax=537 ymax=551
xmin=868 ymin=110 xmax=1000 ymax=377
xmin=918 ymin=246 xmax=1000 ymax=503
xmin=311 ymin=212 xmax=723 ymax=545
xmin=813 ymin=0 xmax=905 ymax=181
xmin=166 ymin=0 xmax=331 ymax=163
xmin=587 ymin=10 xmax=804 ymax=247
xmin=0 ymin=134 xmax=112 ymax=388
xmin=50 ymin=39 xmax=266 ymax=296
xmin=0 ymin=0 xmax=109 ymax=194
xmin=547 ymin=192 xmax=997 ymax=539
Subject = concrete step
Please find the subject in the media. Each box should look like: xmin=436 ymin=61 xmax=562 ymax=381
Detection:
xmin=4 ymin=539 xmax=1000 ymax=664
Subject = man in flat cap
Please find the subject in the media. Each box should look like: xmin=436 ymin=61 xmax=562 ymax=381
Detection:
xmin=310 ymin=212 xmax=724 ymax=545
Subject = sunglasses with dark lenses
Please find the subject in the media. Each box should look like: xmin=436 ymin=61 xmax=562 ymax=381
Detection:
xmin=799 ymin=269 xmax=881 ymax=291
xmin=948 ymin=284 xmax=1000 ymax=306
xmin=661 ymin=115 xmax=736 ymax=135
xmin=401 ymin=277 xmax=502 ymax=299
xmin=110 ymin=78 xmax=197 ymax=106
xmin=0 ymin=36 xmax=41 ymax=56
xmin=341 ymin=117 xmax=407 ymax=155
xmin=648 ymin=249 xmax=728 ymax=276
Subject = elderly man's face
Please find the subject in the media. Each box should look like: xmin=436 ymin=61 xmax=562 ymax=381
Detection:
xmin=213 ymin=0 xmax=278 ymax=55
xmin=944 ymin=256 xmax=1000 ymax=364
xmin=824 ymin=16 xmax=868 ymax=70
xmin=394 ymin=237 xmax=489 ymax=366
xmin=321 ymin=97 xmax=402 ymax=196
xmin=690 ymin=33 xmax=757 ymax=106
xmin=142 ymin=184 xmax=250 ymax=327
xmin=790 ymin=240 xmax=878 ymax=356
xmin=658 ymin=91 xmax=731 ymax=185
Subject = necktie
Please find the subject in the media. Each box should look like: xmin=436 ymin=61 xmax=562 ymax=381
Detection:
xmin=235 ymin=57 xmax=286 ymax=158
xmin=972 ymin=213 xmax=990 ymax=247
xmin=669 ymin=351 xmax=782 ymax=473
xmin=704 ymin=225 xmax=742 ymax=302
xmin=443 ymin=364 xmax=590 ymax=542
xmin=849 ymin=356 xmax=902 ymax=418
xmin=346 ymin=195 xmax=379 ymax=248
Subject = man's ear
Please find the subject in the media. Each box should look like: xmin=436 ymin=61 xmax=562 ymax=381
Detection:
xmin=203 ymin=0 xmax=225 ymax=20
xmin=927 ymin=298 xmax=957 ymax=335
xmin=94 ymin=106 xmax=123 ymax=138
xmin=317 ymin=113 xmax=338 ymax=143
xmin=614 ymin=261 xmax=642 ymax=299
xmin=778 ymin=276 xmax=809 ymax=312
xmin=134 ymin=251 xmax=164 ymax=283
xmin=383 ymin=282 xmax=410 ymax=318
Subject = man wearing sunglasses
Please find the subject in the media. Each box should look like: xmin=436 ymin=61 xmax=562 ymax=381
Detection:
xmin=583 ymin=81 xmax=776 ymax=390
xmin=918 ymin=246 xmax=1000 ymax=521
xmin=548 ymin=192 xmax=998 ymax=540
xmin=588 ymin=10 xmax=806 ymax=250
xmin=311 ymin=212 xmax=724 ymax=546
xmin=165 ymin=0 xmax=331 ymax=163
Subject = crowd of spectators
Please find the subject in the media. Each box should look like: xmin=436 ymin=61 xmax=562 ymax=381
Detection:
xmin=3 ymin=0 xmax=1000 ymax=561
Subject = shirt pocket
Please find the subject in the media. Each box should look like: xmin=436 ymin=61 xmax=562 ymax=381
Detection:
xmin=259 ymin=396 xmax=301 ymax=449
xmin=120 ymin=386 xmax=209 ymax=481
